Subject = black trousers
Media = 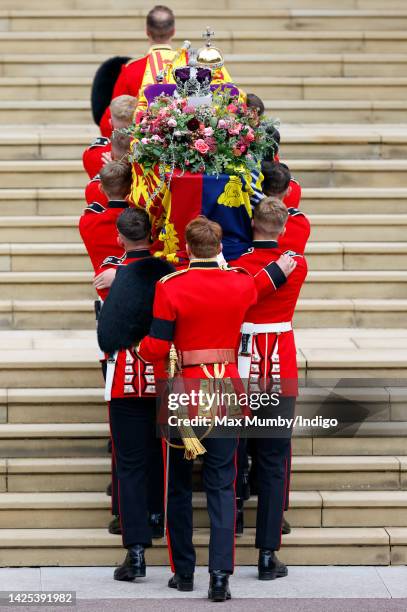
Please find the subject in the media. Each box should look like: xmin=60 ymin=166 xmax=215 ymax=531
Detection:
xmin=167 ymin=437 xmax=238 ymax=575
xmin=255 ymin=396 xmax=295 ymax=551
xmin=109 ymin=396 xmax=160 ymax=548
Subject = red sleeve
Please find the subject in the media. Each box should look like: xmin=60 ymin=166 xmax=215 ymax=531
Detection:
xmin=137 ymin=281 xmax=176 ymax=363
xmin=283 ymin=179 xmax=302 ymax=208
xmin=85 ymin=179 xmax=108 ymax=206
xmin=253 ymin=261 xmax=288 ymax=299
xmin=82 ymin=142 xmax=110 ymax=179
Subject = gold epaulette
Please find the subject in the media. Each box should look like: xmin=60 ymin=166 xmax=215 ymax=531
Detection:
xmin=159 ymin=269 xmax=188 ymax=284
xmin=125 ymin=55 xmax=145 ymax=66
xmin=226 ymin=266 xmax=252 ymax=276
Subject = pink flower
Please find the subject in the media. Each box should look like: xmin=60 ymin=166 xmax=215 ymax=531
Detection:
xmin=227 ymin=103 xmax=238 ymax=113
xmin=151 ymin=134 xmax=162 ymax=142
xmin=228 ymin=122 xmax=243 ymax=136
xmin=183 ymin=105 xmax=195 ymax=114
xmin=203 ymin=126 xmax=214 ymax=137
xmin=244 ymin=129 xmax=255 ymax=142
xmin=240 ymin=144 xmax=247 ymax=153
xmin=141 ymin=138 xmax=149 ymax=145
xmin=194 ymin=139 xmax=210 ymax=155
xmin=217 ymin=119 xmax=227 ymax=129
xmin=167 ymin=117 xmax=177 ymax=128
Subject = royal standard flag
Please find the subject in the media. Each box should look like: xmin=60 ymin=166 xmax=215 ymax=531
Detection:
xmin=142 ymin=171 xmax=253 ymax=262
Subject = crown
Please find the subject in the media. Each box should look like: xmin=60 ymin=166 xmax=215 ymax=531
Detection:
xmin=173 ymin=49 xmax=212 ymax=98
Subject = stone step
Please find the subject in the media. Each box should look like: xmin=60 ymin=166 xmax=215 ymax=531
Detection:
xmin=0 ymin=187 xmax=404 ymax=217
xmin=2 ymin=215 xmax=407 ymax=243
xmin=3 ymin=383 xmax=407 ymax=424
xmin=1 ymin=159 xmax=407 ymax=189
xmin=2 ymin=53 xmax=407 ymax=79
xmin=2 ymin=123 xmax=407 ymax=161
xmin=1 ymin=298 xmax=407 ymax=330
xmin=4 ymin=99 xmax=407 ymax=125
xmin=301 ymin=188 xmax=407 ymax=215
xmin=1 ymin=420 xmax=407 ymax=458
xmin=3 ymin=10 xmax=407 ymax=32
xmin=1 ymin=330 xmax=407 ymax=384
xmin=0 ymin=527 xmax=393 ymax=566
xmin=1 ymin=490 xmax=407 ymax=529
xmin=3 ymin=455 xmax=404 ymax=493
xmin=1 ymin=270 xmax=407 ymax=301
xmin=0 ymin=491 xmax=321 ymax=529
xmin=5 ymin=0 xmax=407 ymax=10
xmin=1 ymin=76 xmax=406 ymax=104
xmin=1 ymin=241 xmax=407 ymax=272
xmin=1 ymin=31 xmax=407 ymax=56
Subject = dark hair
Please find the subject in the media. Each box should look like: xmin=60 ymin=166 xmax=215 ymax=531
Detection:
xmin=146 ymin=5 xmax=175 ymax=42
xmin=185 ymin=216 xmax=222 ymax=258
xmin=116 ymin=208 xmax=151 ymax=243
xmin=100 ymin=161 xmax=132 ymax=198
xmin=261 ymin=161 xmax=291 ymax=197
xmin=263 ymin=124 xmax=281 ymax=161
xmin=246 ymin=93 xmax=265 ymax=117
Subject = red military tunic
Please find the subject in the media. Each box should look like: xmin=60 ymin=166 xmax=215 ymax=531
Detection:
xmin=82 ymin=136 xmax=111 ymax=179
xmin=232 ymin=240 xmax=308 ymax=396
xmin=137 ymin=260 xmax=257 ymax=382
xmin=85 ymin=174 xmax=109 ymax=207
xmin=279 ymin=207 xmax=311 ymax=255
xmin=283 ymin=177 xmax=302 ymax=209
xmin=78 ymin=199 xmax=128 ymax=272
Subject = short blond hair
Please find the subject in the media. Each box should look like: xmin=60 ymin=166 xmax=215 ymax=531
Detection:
xmin=253 ymin=197 xmax=288 ymax=236
xmin=110 ymin=95 xmax=137 ymax=124
xmin=100 ymin=161 xmax=132 ymax=199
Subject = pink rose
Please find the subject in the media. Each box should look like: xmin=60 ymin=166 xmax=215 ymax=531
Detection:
xmin=194 ymin=139 xmax=210 ymax=155
xmin=227 ymin=103 xmax=238 ymax=113
xmin=183 ymin=105 xmax=195 ymax=114
xmin=167 ymin=117 xmax=177 ymax=127
xmin=245 ymin=130 xmax=255 ymax=142
xmin=217 ymin=119 xmax=227 ymax=129
xmin=141 ymin=137 xmax=149 ymax=144
xmin=203 ymin=126 xmax=214 ymax=137
xmin=228 ymin=122 xmax=243 ymax=135
xmin=151 ymin=134 xmax=162 ymax=142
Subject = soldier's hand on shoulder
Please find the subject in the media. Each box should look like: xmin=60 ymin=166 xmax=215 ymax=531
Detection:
xmin=276 ymin=253 xmax=297 ymax=278
xmin=93 ymin=268 xmax=117 ymax=290
xmin=101 ymin=151 xmax=112 ymax=165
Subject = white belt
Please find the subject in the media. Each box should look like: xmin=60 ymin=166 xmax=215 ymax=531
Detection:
xmin=241 ymin=321 xmax=292 ymax=335
xmin=104 ymin=351 xmax=118 ymax=401
xmin=238 ymin=321 xmax=291 ymax=382
xmin=96 ymin=298 xmax=105 ymax=362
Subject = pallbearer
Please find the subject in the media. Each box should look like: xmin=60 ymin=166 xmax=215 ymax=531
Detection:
xmin=232 ymin=197 xmax=308 ymax=580
xmin=137 ymin=217 xmax=258 ymax=602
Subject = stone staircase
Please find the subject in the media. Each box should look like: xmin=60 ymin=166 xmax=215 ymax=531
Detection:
xmin=0 ymin=0 xmax=407 ymax=567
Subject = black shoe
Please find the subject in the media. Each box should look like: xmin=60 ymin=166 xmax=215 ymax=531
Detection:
xmin=114 ymin=545 xmax=146 ymax=581
xmin=235 ymin=499 xmax=244 ymax=537
xmin=149 ymin=512 xmax=164 ymax=539
xmin=282 ymin=516 xmax=291 ymax=535
xmin=106 ymin=482 xmax=112 ymax=497
xmin=108 ymin=515 xmax=121 ymax=535
xmin=208 ymin=571 xmax=231 ymax=602
xmin=258 ymin=549 xmax=288 ymax=581
xmin=168 ymin=573 xmax=194 ymax=592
